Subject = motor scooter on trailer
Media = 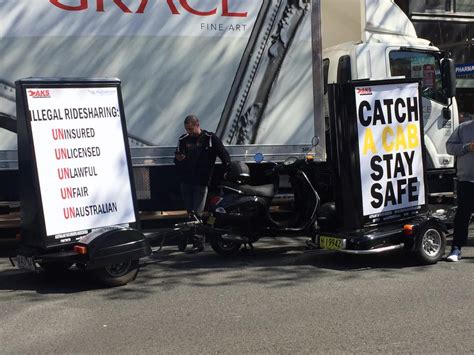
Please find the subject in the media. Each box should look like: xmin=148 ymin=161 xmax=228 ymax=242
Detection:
xmin=205 ymin=152 xmax=320 ymax=255
xmin=162 ymin=149 xmax=320 ymax=255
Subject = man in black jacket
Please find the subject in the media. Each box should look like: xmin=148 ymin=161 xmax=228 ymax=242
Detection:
xmin=175 ymin=115 xmax=231 ymax=251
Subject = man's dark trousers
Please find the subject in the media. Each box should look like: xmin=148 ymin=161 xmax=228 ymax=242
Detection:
xmin=453 ymin=181 xmax=474 ymax=248
xmin=180 ymin=183 xmax=208 ymax=216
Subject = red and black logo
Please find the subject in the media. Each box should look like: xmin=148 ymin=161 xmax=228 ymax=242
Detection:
xmin=356 ymin=87 xmax=372 ymax=96
xmin=28 ymin=89 xmax=51 ymax=98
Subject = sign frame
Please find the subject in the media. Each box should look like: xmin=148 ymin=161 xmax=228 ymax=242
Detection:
xmin=16 ymin=78 xmax=140 ymax=249
xmin=328 ymin=78 xmax=428 ymax=231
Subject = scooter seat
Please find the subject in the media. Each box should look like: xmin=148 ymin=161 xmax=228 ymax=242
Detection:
xmin=222 ymin=182 xmax=276 ymax=198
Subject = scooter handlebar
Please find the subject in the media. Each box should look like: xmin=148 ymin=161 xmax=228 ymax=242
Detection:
xmin=274 ymin=157 xmax=308 ymax=174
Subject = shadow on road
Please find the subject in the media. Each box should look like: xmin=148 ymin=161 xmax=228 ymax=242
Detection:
xmin=0 ymin=266 xmax=103 ymax=294
xmin=147 ymin=239 xmax=422 ymax=271
xmin=130 ymin=237 xmax=444 ymax=291
xmin=1 ymin=235 xmax=472 ymax=297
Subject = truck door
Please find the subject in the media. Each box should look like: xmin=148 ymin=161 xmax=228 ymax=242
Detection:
xmin=387 ymin=49 xmax=456 ymax=170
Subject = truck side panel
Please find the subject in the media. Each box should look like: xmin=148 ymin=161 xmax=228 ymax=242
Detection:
xmin=0 ymin=0 xmax=321 ymax=149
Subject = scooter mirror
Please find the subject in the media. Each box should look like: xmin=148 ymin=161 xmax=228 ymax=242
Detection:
xmin=312 ymin=136 xmax=320 ymax=147
xmin=284 ymin=156 xmax=298 ymax=166
xmin=254 ymin=152 xmax=264 ymax=163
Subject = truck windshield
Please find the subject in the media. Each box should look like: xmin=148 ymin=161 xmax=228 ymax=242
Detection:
xmin=389 ymin=50 xmax=447 ymax=105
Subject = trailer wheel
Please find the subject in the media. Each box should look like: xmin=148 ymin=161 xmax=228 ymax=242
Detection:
xmin=39 ymin=262 xmax=73 ymax=273
xmin=210 ymin=237 xmax=241 ymax=256
xmin=94 ymin=259 xmax=139 ymax=287
xmin=177 ymin=233 xmax=188 ymax=252
xmin=415 ymin=223 xmax=446 ymax=265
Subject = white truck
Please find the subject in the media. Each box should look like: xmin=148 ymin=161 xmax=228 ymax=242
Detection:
xmin=322 ymin=0 xmax=458 ymax=171
xmin=3 ymin=0 xmax=322 ymax=213
xmin=0 ymin=0 xmax=457 ymax=212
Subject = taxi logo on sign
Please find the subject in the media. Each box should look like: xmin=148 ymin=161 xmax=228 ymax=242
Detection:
xmin=357 ymin=87 xmax=372 ymax=96
xmin=28 ymin=90 xmax=51 ymax=98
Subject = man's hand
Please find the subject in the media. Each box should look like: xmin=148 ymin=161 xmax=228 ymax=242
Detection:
xmin=175 ymin=152 xmax=186 ymax=161
xmin=467 ymin=142 xmax=474 ymax=152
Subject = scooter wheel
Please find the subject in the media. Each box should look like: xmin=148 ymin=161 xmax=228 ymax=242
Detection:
xmin=177 ymin=240 xmax=187 ymax=252
xmin=210 ymin=237 xmax=241 ymax=256
xmin=177 ymin=231 xmax=190 ymax=251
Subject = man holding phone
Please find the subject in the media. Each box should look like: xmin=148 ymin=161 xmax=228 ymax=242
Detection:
xmin=174 ymin=115 xmax=231 ymax=252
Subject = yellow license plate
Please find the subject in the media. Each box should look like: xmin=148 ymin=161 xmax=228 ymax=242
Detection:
xmin=319 ymin=236 xmax=345 ymax=250
xmin=207 ymin=215 xmax=216 ymax=226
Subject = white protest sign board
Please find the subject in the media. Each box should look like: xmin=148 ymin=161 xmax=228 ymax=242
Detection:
xmin=26 ymin=86 xmax=136 ymax=237
xmin=355 ymin=82 xmax=425 ymax=218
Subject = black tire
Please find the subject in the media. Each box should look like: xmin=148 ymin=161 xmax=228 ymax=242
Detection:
xmin=415 ymin=223 xmax=446 ymax=265
xmin=177 ymin=241 xmax=187 ymax=252
xmin=39 ymin=261 xmax=73 ymax=273
xmin=177 ymin=236 xmax=188 ymax=252
xmin=307 ymin=222 xmax=318 ymax=241
xmin=210 ymin=236 xmax=241 ymax=256
xmin=93 ymin=259 xmax=139 ymax=287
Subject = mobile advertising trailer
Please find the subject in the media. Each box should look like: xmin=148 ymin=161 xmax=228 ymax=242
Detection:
xmin=315 ymin=78 xmax=447 ymax=263
xmin=12 ymin=78 xmax=151 ymax=286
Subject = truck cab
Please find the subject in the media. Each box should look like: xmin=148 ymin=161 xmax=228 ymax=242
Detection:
xmin=324 ymin=43 xmax=458 ymax=170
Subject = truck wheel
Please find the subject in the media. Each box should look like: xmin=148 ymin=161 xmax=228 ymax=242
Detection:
xmin=94 ymin=259 xmax=139 ymax=287
xmin=210 ymin=237 xmax=241 ymax=256
xmin=415 ymin=223 xmax=446 ymax=265
xmin=39 ymin=262 xmax=73 ymax=273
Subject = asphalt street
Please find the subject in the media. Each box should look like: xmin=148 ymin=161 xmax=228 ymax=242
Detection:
xmin=0 ymin=229 xmax=473 ymax=354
